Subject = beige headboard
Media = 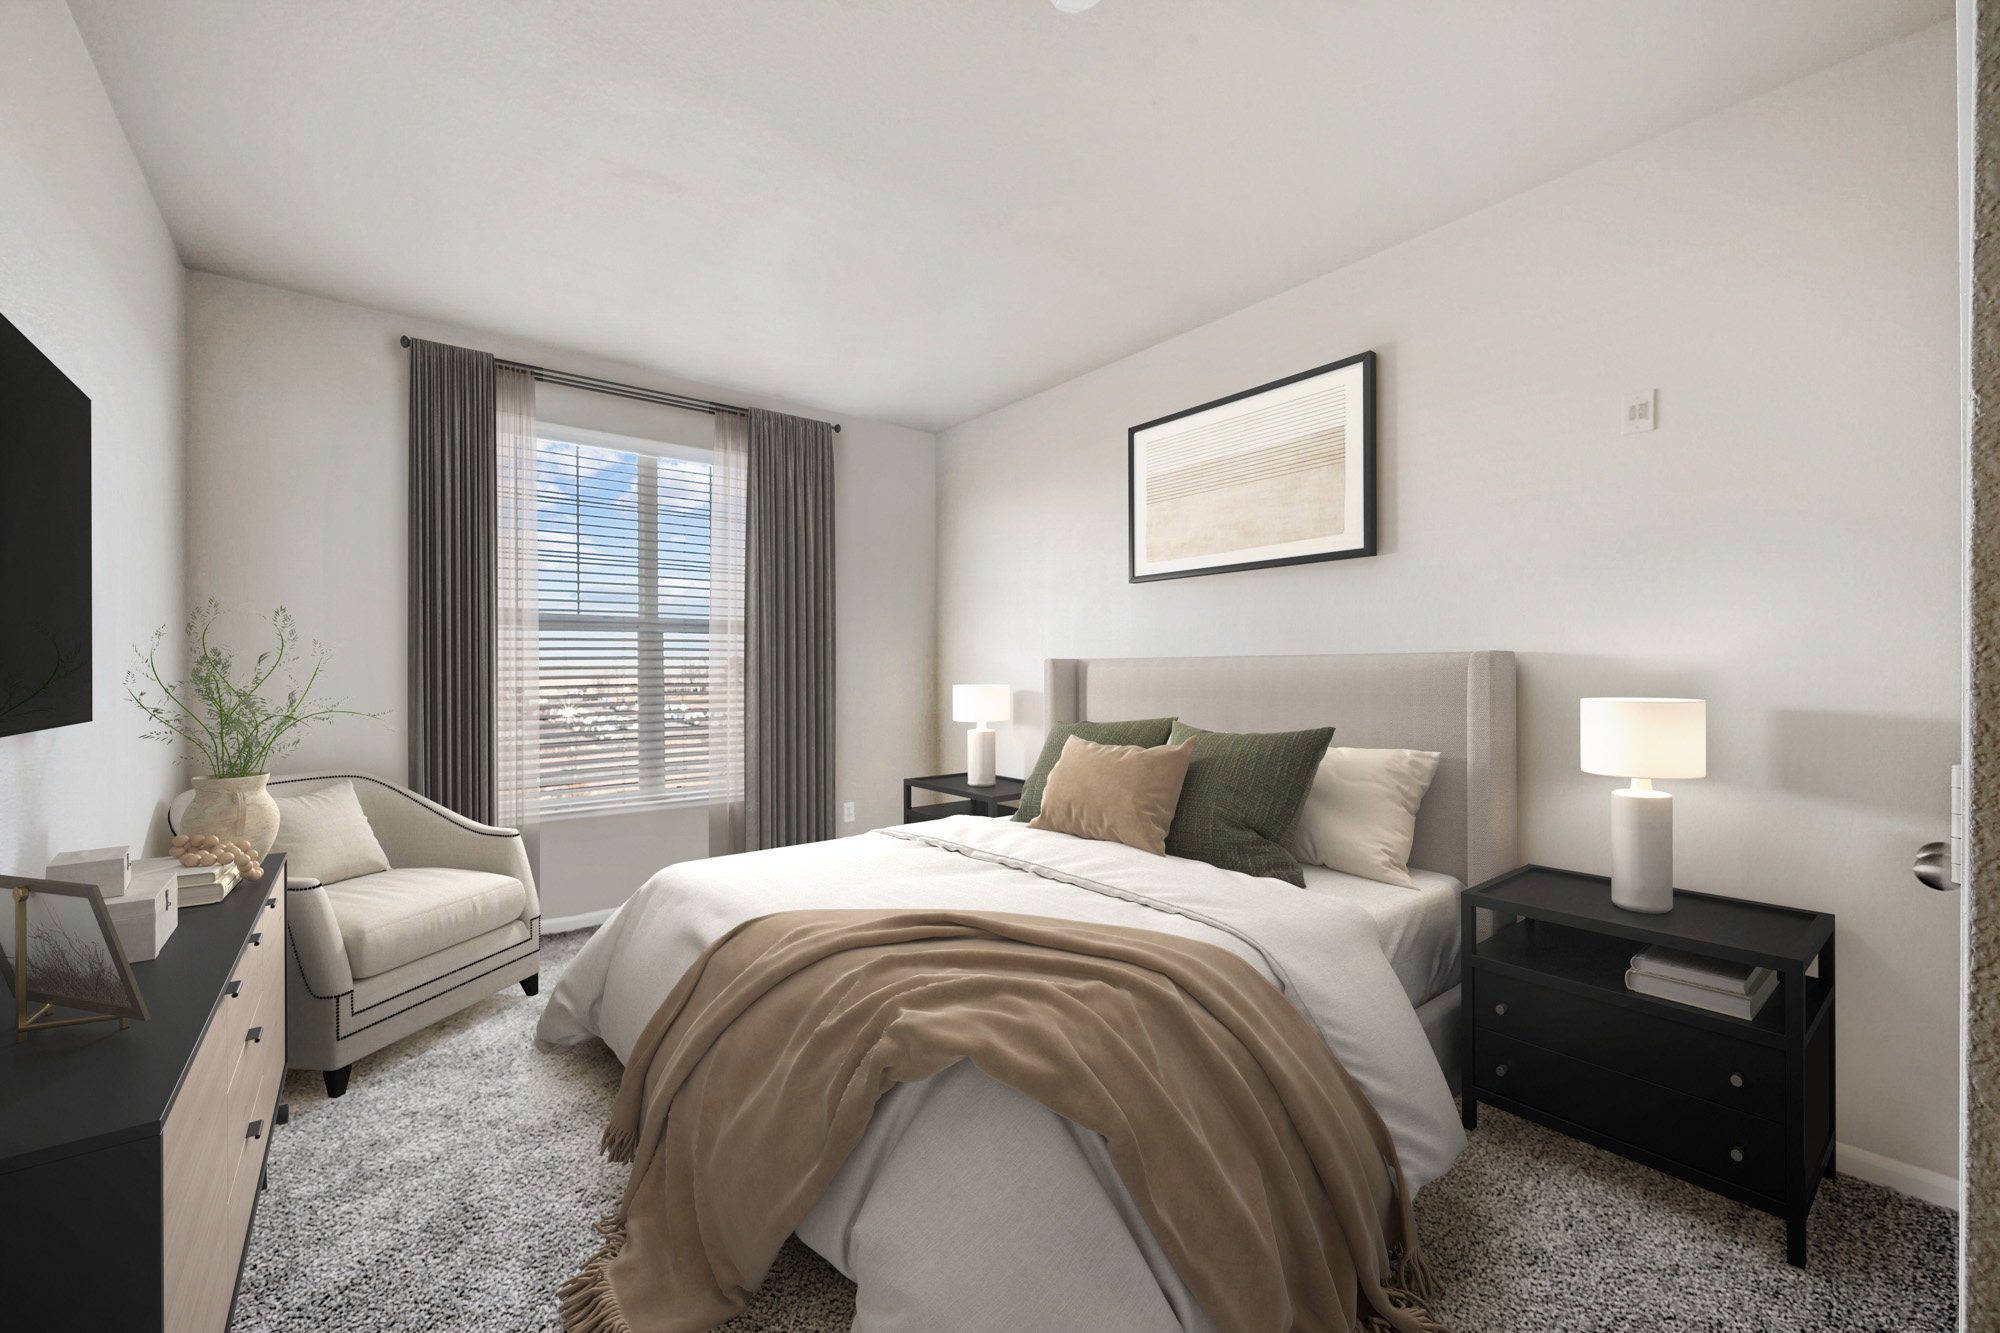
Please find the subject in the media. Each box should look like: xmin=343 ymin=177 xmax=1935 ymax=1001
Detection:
xmin=1044 ymin=652 xmax=1518 ymax=886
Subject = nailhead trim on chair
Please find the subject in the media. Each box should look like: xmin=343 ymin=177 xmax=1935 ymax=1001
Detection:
xmin=289 ymin=919 xmax=542 ymax=1042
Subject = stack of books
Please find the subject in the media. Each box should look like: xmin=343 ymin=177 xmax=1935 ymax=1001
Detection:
xmin=1625 ymin=945 xmax=1778 ymax=1019
xmin=132 ymin=856 xmax=242 ymax=907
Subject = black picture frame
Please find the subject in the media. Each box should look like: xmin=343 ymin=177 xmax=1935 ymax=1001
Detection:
xmin=0 ymin=875 xmax=148 ymax=1023
xmin=1128 ymin=350 xmax=1376 ymax=583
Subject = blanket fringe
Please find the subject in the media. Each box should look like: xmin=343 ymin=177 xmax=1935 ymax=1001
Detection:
xmin=600 ymin=1122 xmax=637 ymax=1165
xmin=557 ymin=1206 xmax=632 ymax=1333
xmin=1359 ymin=1246 xmax=1453 ymax=1333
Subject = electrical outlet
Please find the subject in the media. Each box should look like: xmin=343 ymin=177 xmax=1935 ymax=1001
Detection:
xmin=1622 ymin=390 xmax=1657 ymax=435
xmin=842 ymin=801 xmax=856 ymax=823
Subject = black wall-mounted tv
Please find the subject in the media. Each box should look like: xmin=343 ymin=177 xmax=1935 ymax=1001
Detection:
xmin=0 ymin=310 xmax=91 ymax=738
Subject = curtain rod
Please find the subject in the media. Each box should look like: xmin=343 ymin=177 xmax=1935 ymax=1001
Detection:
xmin=398 ymin=336 xmax=841 ymax=432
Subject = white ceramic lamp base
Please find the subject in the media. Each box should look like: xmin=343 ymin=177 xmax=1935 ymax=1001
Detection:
xmin=966 ymin=727 xmax=997 ymax=787
xmin=1609 ymin=784 xmax=1674 ymax=913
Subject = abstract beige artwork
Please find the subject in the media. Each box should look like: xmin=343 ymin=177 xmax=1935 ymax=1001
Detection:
xmin=1130 ymin=352 xmax=1374 ymax=581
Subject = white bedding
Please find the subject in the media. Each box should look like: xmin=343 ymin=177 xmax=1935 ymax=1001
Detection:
xmin=537 ymin=817 xmax=1466 ymax=1333
xmin=1300 ymin=863 xmax=1463 ymax=1007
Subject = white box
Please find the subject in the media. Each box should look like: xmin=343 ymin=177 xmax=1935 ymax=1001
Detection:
xmin=102 ymin=864 xmax=177 ymax=963
xmin=46 ymin=845 xmax=132 ymax=899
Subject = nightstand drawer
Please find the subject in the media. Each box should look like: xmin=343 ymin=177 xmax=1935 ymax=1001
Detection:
xmin=1474 ymin=1030 xmax=1786 ymax=1198
xmin=1474 ymin=970 xmax=1785 ymax=1121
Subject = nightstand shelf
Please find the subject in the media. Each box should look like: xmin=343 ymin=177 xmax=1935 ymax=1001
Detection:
xmin=902 ymin=772 xmax=1024 ymax=823
xmin=1461 ymin=865 xmax=1835 ymax=1267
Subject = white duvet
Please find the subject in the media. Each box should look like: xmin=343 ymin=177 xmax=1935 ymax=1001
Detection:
xmin=536 ymin=816 xmax=1466 ymax=1333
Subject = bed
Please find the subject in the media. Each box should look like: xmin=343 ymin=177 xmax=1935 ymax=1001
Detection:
xmin=537 ymin=650 xmax=1516 ymax=1333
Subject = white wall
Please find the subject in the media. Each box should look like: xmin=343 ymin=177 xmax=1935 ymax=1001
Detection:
xmin=184 ymin=272 xmax=937 ymax=922
xmin=937 ymin=27 xmax=1961 ymax=1192
xmin=0 ymin=3 xmax=185 ymax=874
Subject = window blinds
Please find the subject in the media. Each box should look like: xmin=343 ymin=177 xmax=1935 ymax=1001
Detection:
xmin=536 ymin=437 xmax=712 ymax=813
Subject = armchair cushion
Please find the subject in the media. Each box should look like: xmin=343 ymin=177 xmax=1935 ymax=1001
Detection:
xmin=324 ymin=867 xmax=527 ymax=979
xmin=270 ymin=781 xmax=392 ymax=884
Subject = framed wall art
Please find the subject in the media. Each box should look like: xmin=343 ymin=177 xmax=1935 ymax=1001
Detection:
xmin=3 ymin=875 xmax=148 ymax=1036
xmin=1129 ymin=350 xmax=1375 ymax=582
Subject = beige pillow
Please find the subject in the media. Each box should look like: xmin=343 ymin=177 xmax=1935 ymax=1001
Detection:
xmin=269 ymin=780 xmax=392 ymax=885
xmin=1028 ymin=734 xmax=1196 ymax=857
xmin=1288 ymin=747 xmax=1442 ymax=888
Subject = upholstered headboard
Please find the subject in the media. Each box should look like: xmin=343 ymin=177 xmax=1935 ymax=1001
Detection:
xmin=1044 ymin=652 xmax=1518 ymax=886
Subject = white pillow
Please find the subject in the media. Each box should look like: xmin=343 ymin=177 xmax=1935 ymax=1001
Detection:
xmin=269 ymin=780 xmax=392 ymax=885
xmin=1288 ymin=747 xmax=1442 ymax=888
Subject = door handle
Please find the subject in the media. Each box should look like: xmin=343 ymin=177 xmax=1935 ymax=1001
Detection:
xmin=1915 ymin=842 xmax=1959 ymax=892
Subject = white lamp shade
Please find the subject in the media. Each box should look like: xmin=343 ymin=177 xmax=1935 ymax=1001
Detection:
xmin=952 ymin=684 xmax=1013 ymax=724
xmin=1580 ymin=698 xmax=1706 ymax=780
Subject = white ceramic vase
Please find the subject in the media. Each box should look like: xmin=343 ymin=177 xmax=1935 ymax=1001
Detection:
xmin=184 ymin=773 xmax=282 ymax=856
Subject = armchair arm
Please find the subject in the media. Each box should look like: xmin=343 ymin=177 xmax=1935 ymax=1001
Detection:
xmin=287 ymin=881 xmax=356 ymax=997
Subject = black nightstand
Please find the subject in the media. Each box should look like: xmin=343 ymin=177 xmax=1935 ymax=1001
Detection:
xmin=1460 ymin=865 xmax=1835 ymax=1267
xmin=903 ymin=772 xmax=1025 ymax=822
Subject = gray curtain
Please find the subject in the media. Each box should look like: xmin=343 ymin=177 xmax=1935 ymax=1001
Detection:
xmin=407 ymin=337 xmax=497 ymax=823
xmin=745 ymin=407 xmax=835 ymax=848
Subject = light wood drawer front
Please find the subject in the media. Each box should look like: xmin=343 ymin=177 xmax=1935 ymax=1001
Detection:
xmin=164 ymin=892 xmax=285 ymax=1333
xmin=227 ymin=921 xmax=284 ymax=1098
xmin=164 ymin=992 xmax=252 ymax=1330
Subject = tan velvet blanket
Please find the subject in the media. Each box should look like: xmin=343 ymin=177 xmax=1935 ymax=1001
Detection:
xmin=559 ymin=909 xmax=1447 ymax=1333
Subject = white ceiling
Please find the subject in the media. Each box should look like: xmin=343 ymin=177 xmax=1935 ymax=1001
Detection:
xmin=69 ymin=0 xmax=1949 ymax=432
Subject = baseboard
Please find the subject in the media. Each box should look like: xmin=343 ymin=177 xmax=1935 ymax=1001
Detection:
xmin=541 ymin=907 xmax=617 ymax=935
xmin=1837 ymin=1141 xmax=1958 ymax=1211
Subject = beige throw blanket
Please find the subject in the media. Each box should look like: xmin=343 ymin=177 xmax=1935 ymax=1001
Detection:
xmin=560 ymin=909 xmax=1446 ymax=1333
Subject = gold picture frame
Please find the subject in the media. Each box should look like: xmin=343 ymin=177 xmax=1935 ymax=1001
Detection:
xmin=2 ymin=875 xmax=148 ymax=1041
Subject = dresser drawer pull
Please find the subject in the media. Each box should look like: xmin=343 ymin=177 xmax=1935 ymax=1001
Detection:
xmin=1730 ymin=1072 xmax=1745 ymax=1088
xmin=267 ymin=896 xmax=276 ymax=909
xmin=1493 ymin=1063 xmax=1510 ymax=1078
xmin=247 ymin=1025 xmax=263 ymax=1044
xmin=1493 ymin=1002 xmax=1508 ymax=1016
xmin=225 ymin=980 xmax=243 ymax=998
xmin=247 ymin=1119 xmax=265 ymax=1140
xmin=249 ymin=932 xmax=263 ymax=946
xmin=1729 ymin=1146 xmax=1745 ymax=1163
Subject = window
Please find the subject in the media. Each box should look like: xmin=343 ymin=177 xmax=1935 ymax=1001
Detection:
xmin=536 ymin=427 xmax=712 ymax=814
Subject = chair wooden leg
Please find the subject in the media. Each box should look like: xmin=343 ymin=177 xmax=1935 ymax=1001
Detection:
xmin=521 ymin=974 xmax=539 ymax=997
xmin=323 ymin=1065 xmax=352 ymax=1098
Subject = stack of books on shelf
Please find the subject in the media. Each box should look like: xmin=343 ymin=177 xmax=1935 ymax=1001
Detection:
xmin=1625 ymin=945 xmax=1778 ymax=1020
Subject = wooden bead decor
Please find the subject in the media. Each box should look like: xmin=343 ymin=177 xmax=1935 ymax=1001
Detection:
xmin=168 ymin=832 xmax=265 ymax=882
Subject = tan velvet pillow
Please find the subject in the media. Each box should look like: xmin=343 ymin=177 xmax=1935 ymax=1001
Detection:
xmin=1027 ymin=734 xmax=1196 ymax=856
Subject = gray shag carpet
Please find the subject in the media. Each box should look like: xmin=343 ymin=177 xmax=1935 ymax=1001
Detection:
xmin=233 ymin=929 xmax=1955 ymax=1332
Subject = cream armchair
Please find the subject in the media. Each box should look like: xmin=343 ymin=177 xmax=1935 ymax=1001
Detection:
xmin=170 ymin=772 xmax=541 ymax=1097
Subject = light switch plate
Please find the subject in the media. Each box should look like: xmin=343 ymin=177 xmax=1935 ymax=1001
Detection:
xmin=842 ymin=801 xmax=856 ymax=823
xmin=1622 ymin=390 xmax=1657 ymax=435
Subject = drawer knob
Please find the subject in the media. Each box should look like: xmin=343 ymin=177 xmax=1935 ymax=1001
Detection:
xmin=247 ymin=1025 xmax=263 ymax=1044
xmin=1729 ymin=1072 xmax=1745 ymax=1088
xmin=250 ymin=931 xmax=263 ymax=946
xmin=1494 ymin=1063 xmax=1510 ymax=1078
xmin=1493 ymin=1002 xmax=1509 ymax=1016
xmin=225 ymin=980 xmax=243 ymax=998
xmin=1729 ymin=1146 xmax=1745 ymax=1163
xmin=247 ymin=1120 xmax=265 ymax=1141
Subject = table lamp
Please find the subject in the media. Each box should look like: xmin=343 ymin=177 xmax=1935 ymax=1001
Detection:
xmin=1579 ymin=697 xmax=1706 ymax=913
xmin=953 ymin=684 xmax=1012 ymax=787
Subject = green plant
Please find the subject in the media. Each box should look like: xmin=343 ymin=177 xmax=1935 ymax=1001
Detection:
xmin=126 ymin=599 xmax=379 ymax=777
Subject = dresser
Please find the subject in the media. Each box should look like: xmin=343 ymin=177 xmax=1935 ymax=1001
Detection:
xmin=0 ymin=854 xmax=288 ymax=1330
xmin=1460 ymin=865 xmax=1835 ymax=1266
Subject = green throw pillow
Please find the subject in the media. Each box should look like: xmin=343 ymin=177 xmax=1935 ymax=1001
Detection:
xmin=1163 ymin=721 xmax=1334 ymax=887
xmin=1014 ymin=717 xmax=1178 ymax=822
